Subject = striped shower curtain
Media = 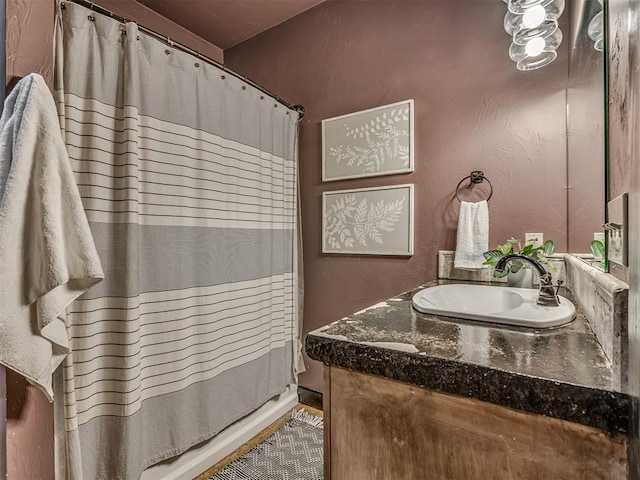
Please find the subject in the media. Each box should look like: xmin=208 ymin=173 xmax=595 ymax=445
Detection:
xmin=54 ymin=3 xmax=298 ymax=479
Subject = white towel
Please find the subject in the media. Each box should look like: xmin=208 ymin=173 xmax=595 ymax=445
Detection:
xmin=0 ymin=74 xmax=104 ymax=400
xmin=454 ymin=200 xmax=489 ymax=270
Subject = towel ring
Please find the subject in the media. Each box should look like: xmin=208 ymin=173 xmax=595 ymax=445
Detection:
xmin=455 ymin=171 xmax=493 ymax=202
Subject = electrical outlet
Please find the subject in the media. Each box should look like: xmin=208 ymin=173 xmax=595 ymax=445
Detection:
xmin=525 ymin=233 xmax=543 ymax=248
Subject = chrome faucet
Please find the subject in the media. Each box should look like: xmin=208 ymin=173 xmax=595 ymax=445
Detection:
xmin=494 ymin=254 xmax=560 ymax=307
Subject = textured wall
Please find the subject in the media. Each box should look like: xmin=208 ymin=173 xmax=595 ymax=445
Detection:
xmin=137 ymin=0 xmax=325 ymax=49
xmin=6 ymin=1 xmax=56 ymax=476
xmin=6 ymin=0 xmax=54 ymax=87
xmin=6 ymin=372 xmax=55 ymax=480
xmin=607 ymin=0 xmax=640 ymax=474
xmin=566 ymin=0 xmax=605 ymax=253
xmin=607 ymin=0 xmax=633 ymax=203
xmin=608 ymin=0 xmax=632 ymax=284
xmin=226 ymin=0 xmax=571 ymax=392
xmin=94 ymin=0 xmax=223 ymax=62
xmin=5 ymin=0 xmax=223 ymax=89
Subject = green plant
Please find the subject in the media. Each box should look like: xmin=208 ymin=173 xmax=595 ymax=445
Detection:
xmin=482 ymin=237 xmax=556 ymax=278
xmin=590 ymin=239 xmax=605 ymax=258
xmin=589 ymin=239 xmax=606 ymax=270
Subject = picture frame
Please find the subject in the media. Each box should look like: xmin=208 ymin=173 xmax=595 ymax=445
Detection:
xmin=322 ymin=99 xmax=414 ymax=182
xmin=322 ymin=184 xmax=414 ymax=256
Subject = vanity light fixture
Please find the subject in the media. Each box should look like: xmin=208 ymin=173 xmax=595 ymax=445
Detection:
xmin=503 ymin=0 xmax=564 ymax=71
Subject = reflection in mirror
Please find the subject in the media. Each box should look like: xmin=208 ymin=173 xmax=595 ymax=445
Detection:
xmin=566 ymin=0 xmax=605 ymax=255
xmin=574 ymin=254 xmax=606 ymax=272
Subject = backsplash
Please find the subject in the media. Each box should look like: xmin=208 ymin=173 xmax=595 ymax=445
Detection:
xmin=564 ymin=255 xmax=628 ymax=389
xmin=438 ymin=250 xmax=566 ymax=285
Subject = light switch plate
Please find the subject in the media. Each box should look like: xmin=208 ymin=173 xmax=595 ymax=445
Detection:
xmin=607 ymin=193 xmax=628 ymax=267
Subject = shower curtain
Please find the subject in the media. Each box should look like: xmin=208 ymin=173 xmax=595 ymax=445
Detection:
xmin=54 ymin=3 xmax=299 ymax=479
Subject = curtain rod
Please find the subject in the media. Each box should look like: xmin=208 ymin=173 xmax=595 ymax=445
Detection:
xmin=59 ymin=0 xmax=305 ymax=120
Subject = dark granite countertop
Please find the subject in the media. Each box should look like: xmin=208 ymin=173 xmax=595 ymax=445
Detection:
xmin=305 ymin=280 xmax=630 ymax=435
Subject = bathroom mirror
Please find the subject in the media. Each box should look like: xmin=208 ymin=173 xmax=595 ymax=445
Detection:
xmin=566 ymin=0 xmax=606 ymax=255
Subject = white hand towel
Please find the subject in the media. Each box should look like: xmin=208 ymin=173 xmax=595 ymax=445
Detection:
xmin=0 ymin=74 xmax=104 ymax=400
xmin=454 ymin=200 xmax=489 ymax=270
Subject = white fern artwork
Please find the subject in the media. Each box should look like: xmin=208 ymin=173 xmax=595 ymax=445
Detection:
xmin=322 ymin=185 xmax=414 ymax=255
xmin=322 ymin=99 xmax=414 ymax=181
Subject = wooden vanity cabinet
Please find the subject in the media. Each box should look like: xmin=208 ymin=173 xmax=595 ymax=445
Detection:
xmin=323 ymin=366 xmax=628 ymax=480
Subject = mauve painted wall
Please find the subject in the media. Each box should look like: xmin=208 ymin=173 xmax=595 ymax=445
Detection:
xmin=566 ymin=0 xmax=605 ymax=253
xmin=6 ymin=372 xmax=55 ymax=480
xmin=7 ymin=0 xmax=54 ymax=86
xmin=226 ymin=0 xmax=570 ymax=392
xmin=138 ymin=0 xmax=325 ymax=49
xmin=94 ymin=0 xmax=223 ymax=62
xmin=5 ymin=0 xmax=223 ymax=86
xmin=6 ymin=1 xmax=57 ymax=476
xmin=4 ymin=1 xmax=223 ymax=477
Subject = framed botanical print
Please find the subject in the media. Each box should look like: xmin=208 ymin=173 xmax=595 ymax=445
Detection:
xmin=322 ymin=184 xmax=414 ymax=256
xmin=322 ymin=99 xmax=414 ymax=181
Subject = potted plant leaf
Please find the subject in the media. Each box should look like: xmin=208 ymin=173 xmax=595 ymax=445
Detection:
xmin=590 ymin=238 xmax=605 ymax=270
xmin=590 ymin=239 xmax=605 ymax=259
xmin=482 ymin=237 xmax=556 ymax=288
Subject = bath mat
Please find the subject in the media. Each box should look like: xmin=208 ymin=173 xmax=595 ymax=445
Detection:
xmin=209 ymin=409 xmax=324 ymax=480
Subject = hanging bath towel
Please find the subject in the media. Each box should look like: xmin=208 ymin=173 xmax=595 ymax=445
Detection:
xmin=454 ymin=200 xmax=489 ymax=270
xmin=0 ymin=74 xmax=103 ymax=400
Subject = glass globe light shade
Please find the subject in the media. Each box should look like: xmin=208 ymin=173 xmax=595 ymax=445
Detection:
xmin=588 ymin=12 xmax=603 ymax=40
xmin=509 ymin=42 xmax=528 ymax=63
xmin=504 ymin=11 xmax=524 ymax=35
xmin=508 ymin=0 xmax=565 ymax=17
xmin=508 ymin=29 xmax=562 ymax=70
xmin=513 ymin=16 xmax=558 ymax=45
xmin=588 ymin=11 xmax=604 ymax=51
xmin=593 ymin=37 xmax=604 ymax=51
xmin=505 ymin=5 xmax=548 ymax=36
xmin=517 ymin=50 xmax=557 ymax=70
xmin=504 ymin=11 xmax=519 ymax=35
xmin=545 ymin=27 xmax=563 ymax=50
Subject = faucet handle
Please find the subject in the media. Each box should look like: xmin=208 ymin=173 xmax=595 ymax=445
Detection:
xmin=539 ymin=272 xmax=553 ymax=286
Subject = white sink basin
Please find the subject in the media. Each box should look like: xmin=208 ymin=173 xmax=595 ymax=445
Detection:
xmin=411 ymin=284 xmax=575 ymax=328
